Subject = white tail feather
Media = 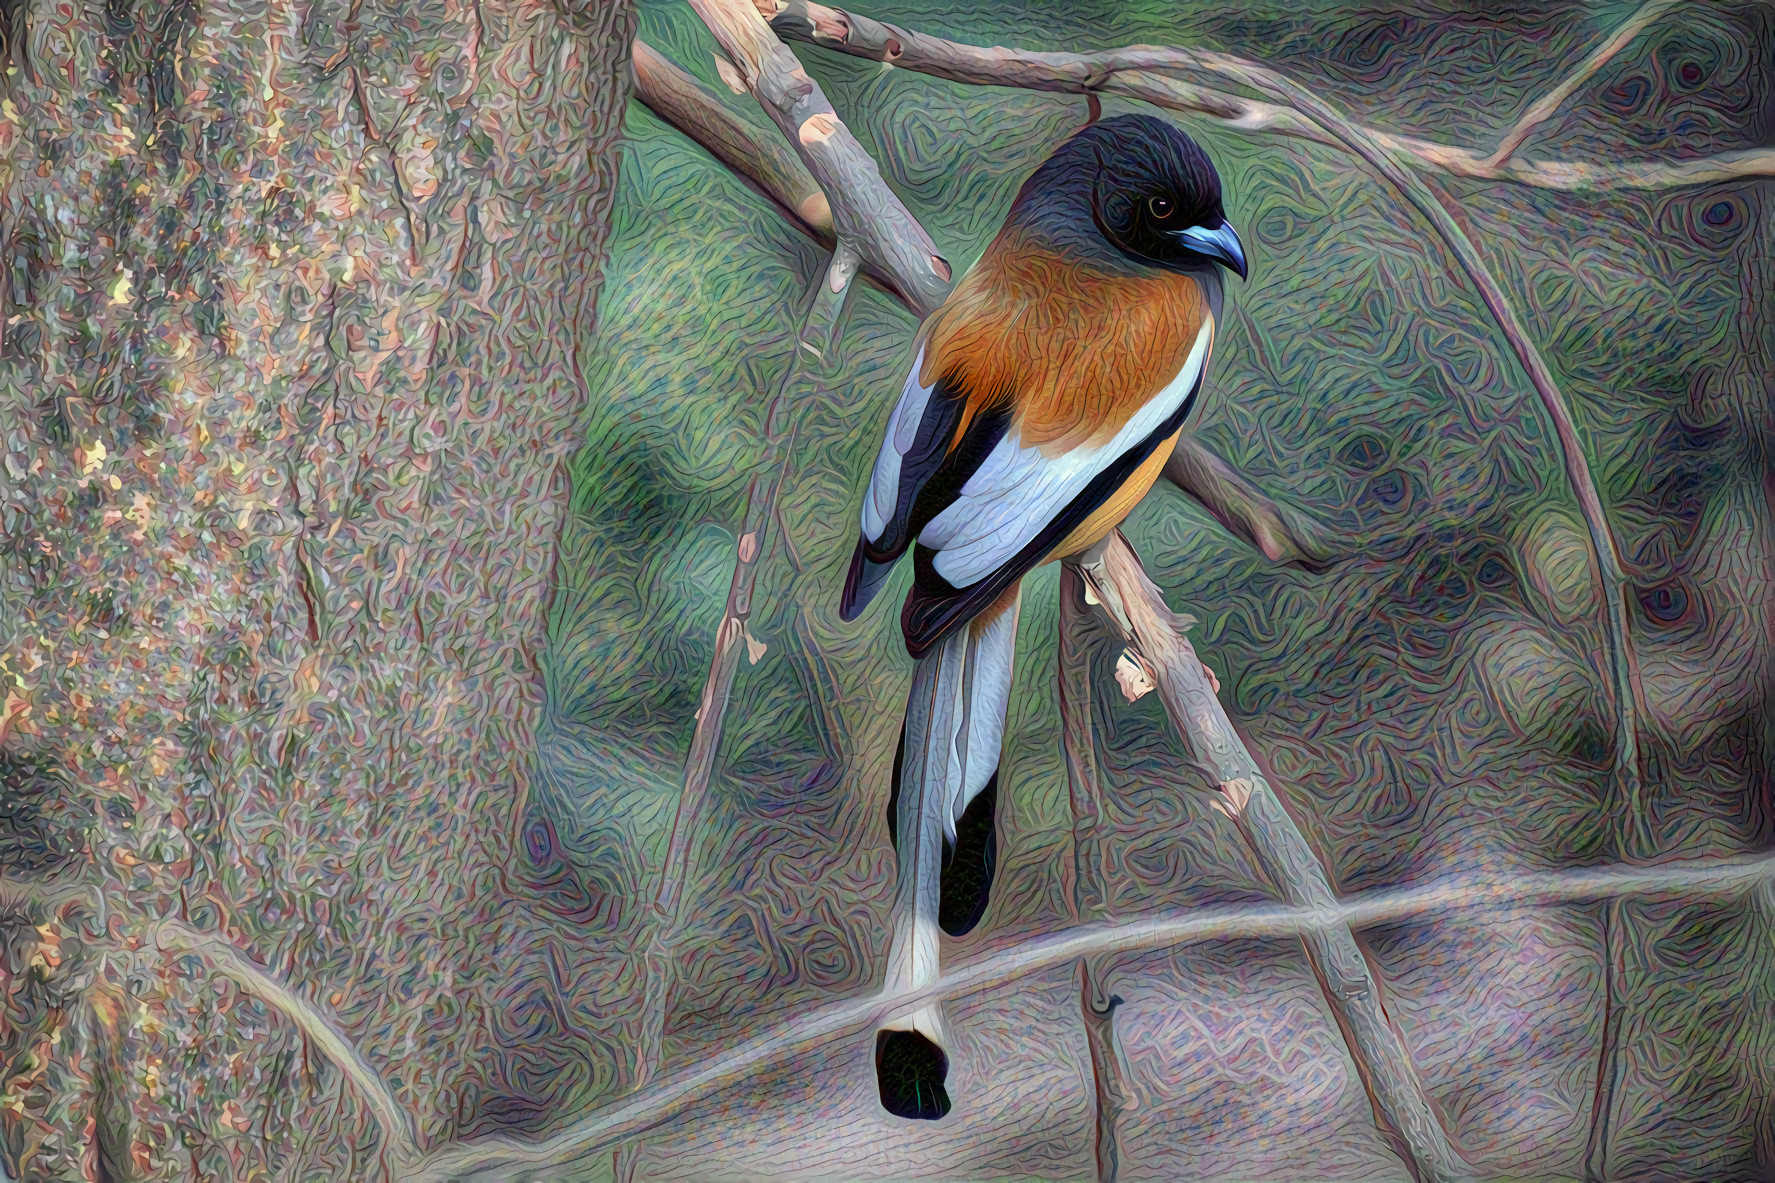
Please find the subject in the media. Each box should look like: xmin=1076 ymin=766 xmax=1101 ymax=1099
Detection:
xmin=880 ymin=590 xmax=1020 ymax=1038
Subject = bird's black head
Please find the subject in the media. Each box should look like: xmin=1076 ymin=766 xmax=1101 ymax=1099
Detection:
xmin=1009 ymin=113 xmax=1247 ymax=280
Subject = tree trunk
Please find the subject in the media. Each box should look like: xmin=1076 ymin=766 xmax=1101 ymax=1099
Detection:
xmin=0 ymin=0 xmax=633 ymax=1176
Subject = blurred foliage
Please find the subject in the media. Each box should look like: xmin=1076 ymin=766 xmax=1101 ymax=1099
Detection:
xmin=543 ymin=0 xmax=1775 ymax=1176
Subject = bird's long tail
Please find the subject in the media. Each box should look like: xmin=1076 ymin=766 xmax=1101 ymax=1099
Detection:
xmin=875 ymin=583 xmax=1021 ymax=1121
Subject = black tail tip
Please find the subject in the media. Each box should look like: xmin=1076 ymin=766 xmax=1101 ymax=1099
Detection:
xmin=840 ymin=536 xmax=895 ymax=622
xmin=875 ymin=1029 xmax=951 ymax=1121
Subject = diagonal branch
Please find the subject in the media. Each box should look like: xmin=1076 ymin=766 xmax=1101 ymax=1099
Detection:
xmin=685 ymin=0 xmax=952 ymax=314
xmin=1484 ymin=0 xmax=1682 ymax=168
xmin=153 ymin=919 xmax=421 ymax=1168
xmin=1198 ymin=53 xmax=1650 ymax=856
xmin=1163 ymin=438 xmax=1337 ymax=568
xmin=638 ymin=232 xmax=860 ymax=1088
xmin=760 ymin=0 xmax=1774 ymax=191
xmin=409 ymin=851 xmax=1775 ymax=1182
xmin=631 ymin=40 xmax=834 ymax=244
xmin=1074 ymin=531 xmax=1471 ymax=1183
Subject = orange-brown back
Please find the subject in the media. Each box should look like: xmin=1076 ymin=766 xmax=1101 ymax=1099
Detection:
xmin=916 ymin=225 xmax=1210 ymax=457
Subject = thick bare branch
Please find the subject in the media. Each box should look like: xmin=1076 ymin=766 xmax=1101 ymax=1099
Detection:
xmin=1075 ymin=531 xmax=1471 ymax=1183
xmin=760 ymin=0 xmax=1774 ymax=190
xmin=687 ymin=0 xmax=952 ymax=314
xmin=1485 ymin=0 xmax=1682 ymax=168
xmin=631 ymin=40 xmax=833 ymax=243
xmin=410 ymin=851 xmax=1775 ymax=1181
xmin=153 ymin=920 xmax=420 ymax=1167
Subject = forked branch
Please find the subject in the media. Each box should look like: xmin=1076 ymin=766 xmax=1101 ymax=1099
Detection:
xmin=764 ymin=0 xmax=1651 ymax=850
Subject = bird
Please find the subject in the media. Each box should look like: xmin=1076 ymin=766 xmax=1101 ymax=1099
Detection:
xmin=838 ymin=113 xmax=1247 ymax=1122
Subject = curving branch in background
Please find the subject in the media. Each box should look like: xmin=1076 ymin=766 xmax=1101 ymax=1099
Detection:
xmin=1483 ymin=0 xmax=1683 ymax=168
xmin=153 ymin=919 xmax=422 ymax=1169
xmin=640 ymin=262 xmax=851 ymax=1087
xmin=410 ymin=851 xmax=1775 ymax=1181
xmin=758 ymin=0 xmax=1775 ymax=190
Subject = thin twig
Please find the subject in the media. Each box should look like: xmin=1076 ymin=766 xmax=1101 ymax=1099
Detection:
xmin=408 ymin=851 xmax=1775 ymax=1182
xmin=653 ymin=471 xmax=781 ymax=925
xmin=638 ymin=246 xmax=858 ymax=1087
xmin=153 ymin=919 xmax=421 ymax=1167
xmin=1076 ymin=531 xmax=1470 ymax=1182
xmin=1486 ymin=0 xmax=1682 ymax=168
xmin=759 ymin=0 xmax=1773 ymax=190
xmin=1059 ymin=573 xmax=1131 ymax=1181
xmin=798 ymin=237 xmax=861 ymax=359
xmin=1059 ymin=569 xmax=1109 ymax=924
xmin=1077 ymin=958 xmax=1128 ymax=1183
xmin=1202 ymin=53 xmax=1650 ymax=855
xmin=1584 ymin=896 xmax=1629 ymax=1182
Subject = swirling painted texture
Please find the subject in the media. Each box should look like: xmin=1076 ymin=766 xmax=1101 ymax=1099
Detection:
xmin=546 ymin=0 xmax=1773 ymax=1179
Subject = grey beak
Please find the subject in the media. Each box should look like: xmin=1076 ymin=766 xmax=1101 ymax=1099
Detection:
xmin=1174 ymin=219 xmax=1248 ymax=280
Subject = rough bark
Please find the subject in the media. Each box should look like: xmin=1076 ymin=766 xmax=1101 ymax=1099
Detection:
xmin=0 ymin=0 xmax=634 ymax=1178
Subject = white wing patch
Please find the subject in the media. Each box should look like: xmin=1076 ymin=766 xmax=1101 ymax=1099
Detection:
xmin=920 ymin=318 xmax=1213 ymax=587
xmin=861 ymin=345 xmax=933 ymax=544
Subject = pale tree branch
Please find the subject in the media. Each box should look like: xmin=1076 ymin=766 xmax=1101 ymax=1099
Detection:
xmin=799 ymin=237 xmax=861 ymax=359
xmin=760 ymin=0 xmax=1775 ymax=190
xmin=1485 ymin=0 xmax=1682 ymax=168
xmin=637 ymin=238 xmax=857 ymax=1088
xmin=152 ymin=919 xmax=421 ymax=1169
xmin=1195 ymin=51 xmax=1651 ymax=856
xmin=685 ymin=0 xmax=953 ymax=313
xmin=1078 ymin=958 xmax=1130 ymax=1183
xmin=626 ymin=39 xmax=1335 ymax=567
xmin=1163 ymin=438 xmax=1338 ymax=568
xmin=409 ymin=852 xmax=1775 ymax=1182
xmin=1074 ymin=531 xmax=1471 ymax=1183
xmin=631 ymin=40 xmax=833 ymax=243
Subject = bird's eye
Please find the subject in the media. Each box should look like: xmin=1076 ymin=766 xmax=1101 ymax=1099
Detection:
xmin=1148 ymin=196 xmax=1174 ymax=219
